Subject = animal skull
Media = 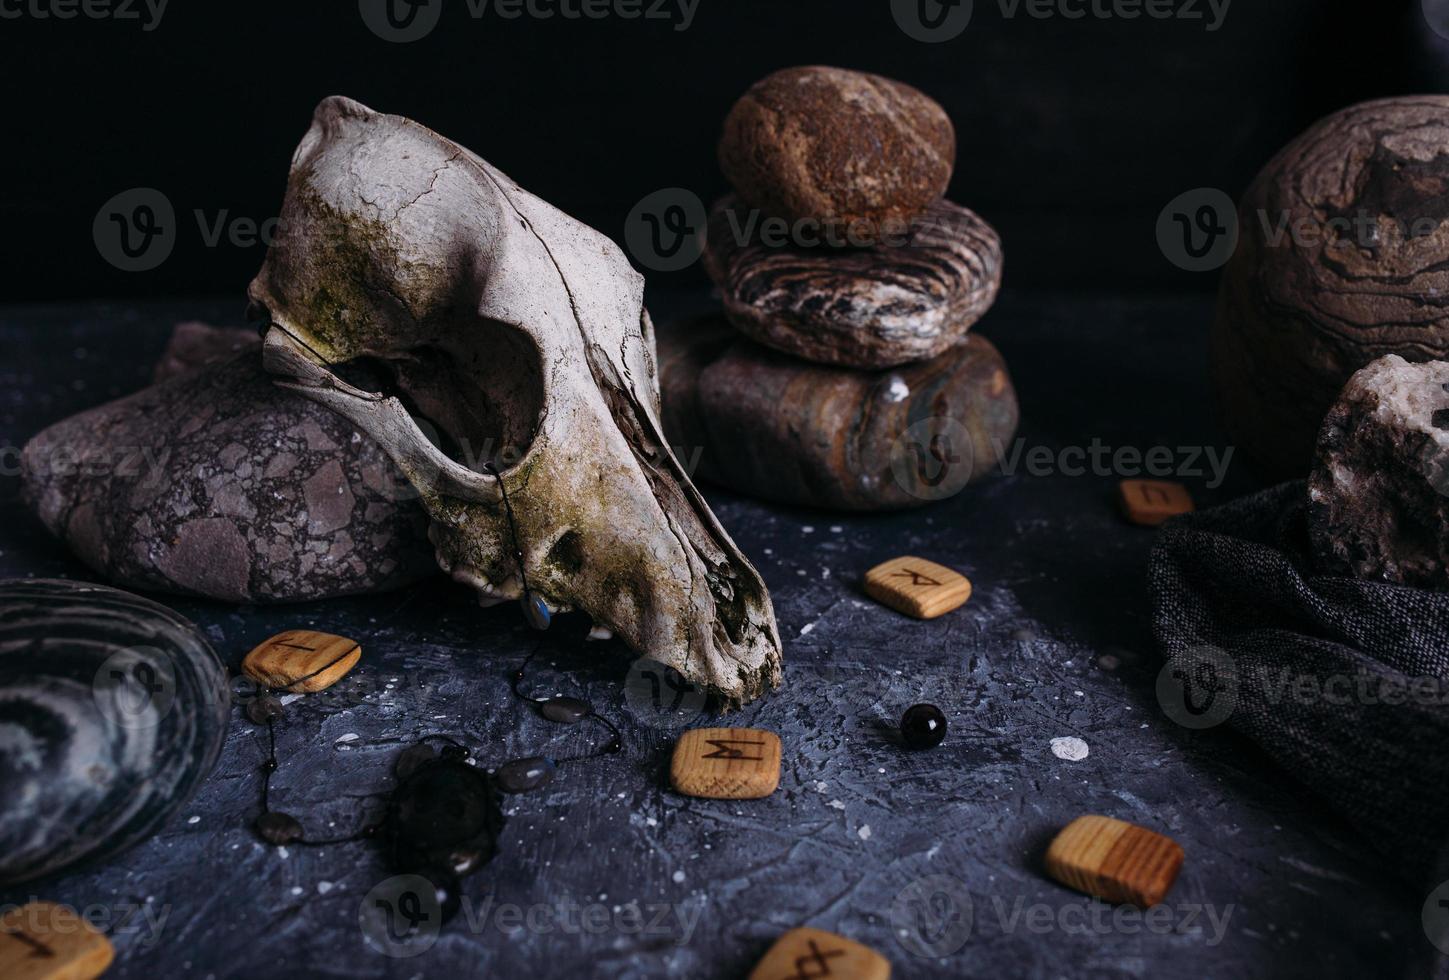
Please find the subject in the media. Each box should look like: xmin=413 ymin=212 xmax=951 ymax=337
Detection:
xmin=248 ymin=96 xmax=781 ymax=707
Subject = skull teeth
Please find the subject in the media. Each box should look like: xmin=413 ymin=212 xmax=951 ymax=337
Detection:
xmin=450 ymin=565 xmax=521 ymax=608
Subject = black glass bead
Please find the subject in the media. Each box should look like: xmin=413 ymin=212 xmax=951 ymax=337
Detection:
xmin=246 ymin=695 xmax=284 ymax=726
xmin=440 ymin=743 xmax=470 ymax=762
xmin=523 ymin=593 xmax=552 ymax=631
xmin=540 ymin=697 xmax=592 ymax=725
xmin=900 ymin=703 xmax=947 ymax=750
xmin=388 ymin=757 xmax=503 ymax=880
xmin=395 ymin=743 xmax=437 ymax=779
xmin=495 ymin=756 xmax=556 ymax=794
xmin=1434 ymin=408 xmax=1449 ymax=431
xmin=254 ymin=811 xmax=303 ymax=845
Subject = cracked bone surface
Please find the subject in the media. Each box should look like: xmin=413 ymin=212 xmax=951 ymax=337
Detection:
xmin=249 ymin=96 xmax=782 ymax=706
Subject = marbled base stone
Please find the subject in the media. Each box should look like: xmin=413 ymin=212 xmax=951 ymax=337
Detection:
xmin=703 ymin=196 xmax=1003 ymax=369
xmin=658 ymin=316 xmax=1018 ymax=511
xmin=1309 ymin=354 xmax=1449 ymax=588
xmin=0 ymin=579 xmax=229 ymax=885
xmin=20 ymin=351 xmax=435 ymax=603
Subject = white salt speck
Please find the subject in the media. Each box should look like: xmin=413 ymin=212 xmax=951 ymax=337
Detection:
xmin=317 ymin=881 xmax=334 ymax=894
xmin=858 ymin=824 xmax=872 ymax=841
xmin=877 ymin=767 xmax=886 ymax=774
xmin=813 ymin=781 xmax=828 ymax=792
xmin=187 ymin=815 xmax=200 ymax=824
xmin=828 ymin=799 xmax=846 ymax=810
xmin=764 ymin=548 xmax=773 ymax=555
xmin=802 ymin=526 xmax=815 ymax=533
xmin=290 ymin=887 xmax=303 ymax=897
xmin=672 ymin=870 xmax=686 ymax=884
xmin=830 ymin=525 xmax=843 ymax=533
xmin=646 ymin=816 xmax=658 ymax=827
xmin=1050 ymin=736 xmax=1090 ymax=761
xmin=885 ymin=376 xmax=910 ymax=402
xmin=1074 ymin=690 xmax=1084 ymax=697
xmin=277 ymin=847 xmax=289 ymax=859
xmin=334 ymin=733 xmax=360 ymax=744
xmin=800 ymin=623 xmax=815 ymax=636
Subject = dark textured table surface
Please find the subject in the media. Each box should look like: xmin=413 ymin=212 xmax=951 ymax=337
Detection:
xmin=0 ymin=291 xmax=1422 ymax=978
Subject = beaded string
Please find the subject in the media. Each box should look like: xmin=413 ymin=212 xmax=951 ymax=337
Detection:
xmin=248 ymin=437 xmax=627 ymax=840
xmin=510 ymin=641 xmax=623 ymax=763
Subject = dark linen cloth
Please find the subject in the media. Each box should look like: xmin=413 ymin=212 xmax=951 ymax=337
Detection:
xmin=1149 ymin=482 xmax=1449 ymax=874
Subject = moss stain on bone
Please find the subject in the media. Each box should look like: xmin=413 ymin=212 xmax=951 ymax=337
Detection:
xmin=281 ymin=188 xmax=419 ymax=359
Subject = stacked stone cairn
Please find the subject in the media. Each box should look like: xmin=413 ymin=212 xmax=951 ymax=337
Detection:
xmin=658 ymin=65 xmax=1019 ymax=510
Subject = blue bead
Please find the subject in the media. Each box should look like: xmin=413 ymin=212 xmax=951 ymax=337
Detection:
xmin=495 ymin=756 xmax=556 ymax=794
xmin=524 ymin=593 xmax=551 ymax=631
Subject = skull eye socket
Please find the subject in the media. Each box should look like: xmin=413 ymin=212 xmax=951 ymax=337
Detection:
xmin=333 ymin=317 xmax=545 ymax=475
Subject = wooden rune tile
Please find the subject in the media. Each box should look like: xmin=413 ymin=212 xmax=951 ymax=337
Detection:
xmin=1044 ymin=815 xmax=1185 ymax=908
xmin=863 ymin=556 xmax=972 ymax=619
xmin=670 ymin=727 xmax=782 ymax=799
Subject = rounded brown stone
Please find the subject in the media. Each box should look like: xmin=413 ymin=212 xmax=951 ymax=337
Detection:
xmin=718 ymin=66 xmax=955 ymax=240
xmin=703 ymin=196 xmax=1002 ymax=369
xmin=1212 ymin=96 xmax=1449 ymax=480
xmin=657 ymin=316 xmax=1018 ymax=511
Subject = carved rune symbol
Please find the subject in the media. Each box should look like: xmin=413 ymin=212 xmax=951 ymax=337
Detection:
xmin=891 ymin=568 xmax=941 ymax=588
xmin=1 ymin=927 xmax=54 ymax=959
xmin=702 ymin=738 xmax=765 ymax=761
xmin=784 ymin=939 xmax=845 ymax=979
xmin=275 ymin=641 xmax=319 ymax=652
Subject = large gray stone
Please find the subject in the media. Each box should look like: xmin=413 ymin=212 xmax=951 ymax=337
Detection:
xmin=20 ymin=346 xmax=436 ymax=603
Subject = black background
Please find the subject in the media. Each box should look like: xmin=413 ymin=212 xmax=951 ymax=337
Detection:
xmin=0 ymin=0 xmax=1440 ymax=302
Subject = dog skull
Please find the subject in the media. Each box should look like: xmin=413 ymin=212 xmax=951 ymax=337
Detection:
xmin=248 ymin=96 xmax=781 ymax=707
